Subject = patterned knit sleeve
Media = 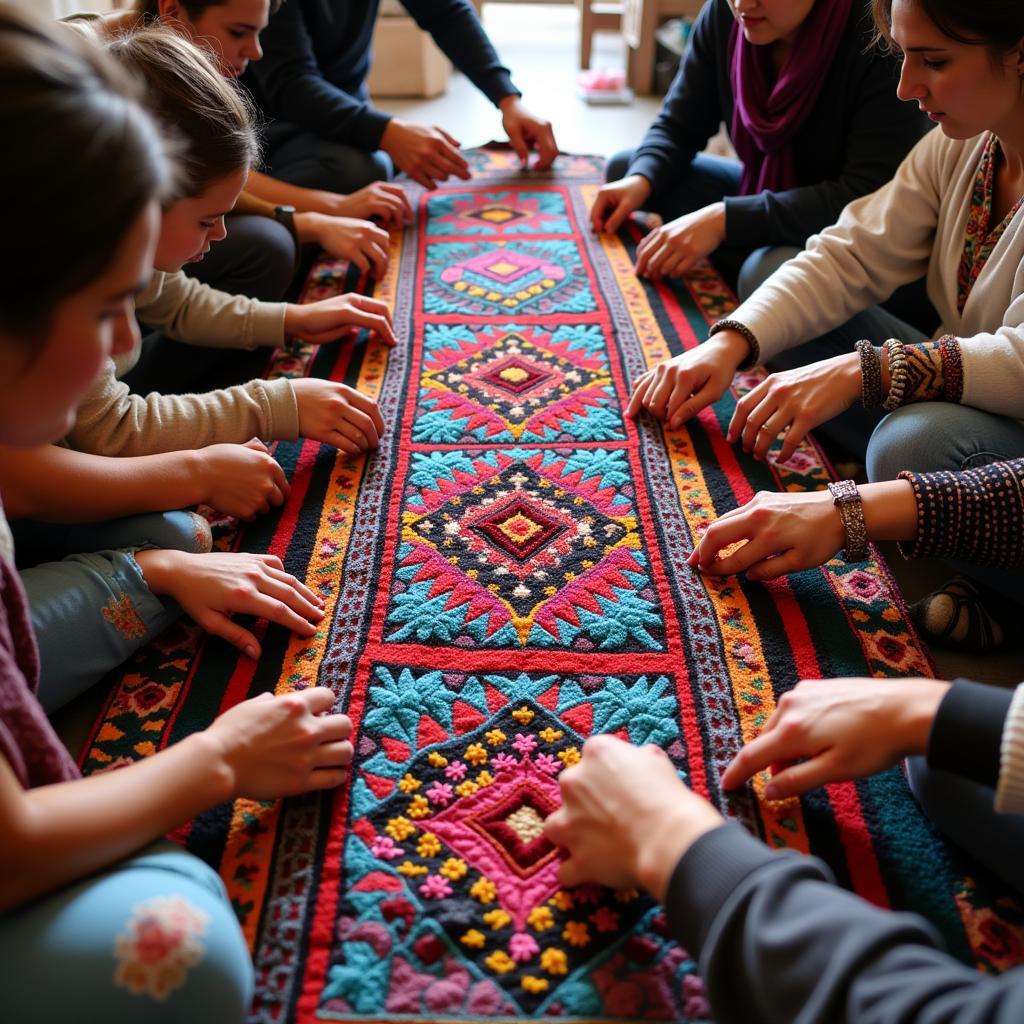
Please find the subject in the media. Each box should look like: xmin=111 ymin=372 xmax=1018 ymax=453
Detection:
xmin=896 ymin=335 xmax=964 ymax=404
xmin=897 ymin=459 xmax=1024 ymax=566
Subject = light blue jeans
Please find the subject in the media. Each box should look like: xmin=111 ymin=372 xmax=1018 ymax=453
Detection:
xmin=14 ymin=511 xmax=211 ymax=713
xmin=0 ymin=842 xmax=252 ymax=1023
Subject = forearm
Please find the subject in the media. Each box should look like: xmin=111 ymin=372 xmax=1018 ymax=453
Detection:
xmin=0 ymin=444 xmax=206 ymax=522
xmin=0 ymin=733 xmax=231 ymax=911
xmin=245 ymin=169 xmax=341 ymax=215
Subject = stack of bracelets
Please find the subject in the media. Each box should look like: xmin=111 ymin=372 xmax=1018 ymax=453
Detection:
xmin=855 ymin=337 xmax=909 ymax=411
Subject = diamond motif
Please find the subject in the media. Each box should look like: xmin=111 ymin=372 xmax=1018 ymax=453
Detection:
xmin=469 ymin=205 xmax=525 ymax=225
xmin=473 ymin=354 xmax=557 ymax=398
xmin=426 ymin=190 xmax=572 ymax=236
xmin=503 ymin=804 xmax=546 ymax=843
xmin=470 ymin=495 xmax=569 ymax=563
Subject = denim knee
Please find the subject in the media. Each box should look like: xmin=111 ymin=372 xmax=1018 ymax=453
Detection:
xmin=143 ymin=510 xmax=213 ymax=555
xmin=737 ymin=245 xmax=802 ymax=302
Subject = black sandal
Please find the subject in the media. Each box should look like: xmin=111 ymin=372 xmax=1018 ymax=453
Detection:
xmin=909 ymin=576 xmax=1008 ymax=654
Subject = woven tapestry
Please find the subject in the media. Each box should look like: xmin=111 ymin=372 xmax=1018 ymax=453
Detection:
xmin=79 ymin=149 xmax=1024 ymax=1023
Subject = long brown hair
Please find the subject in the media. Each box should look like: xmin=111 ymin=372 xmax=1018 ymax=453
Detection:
xmin=0 ymin=7 xmax=173 ymax=334
xmin=106 ymin=26 xmax=258 ymax=197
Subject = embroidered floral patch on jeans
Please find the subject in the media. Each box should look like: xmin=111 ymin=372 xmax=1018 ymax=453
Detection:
xmin=113 ymin=895 xmax=210 ymax=1001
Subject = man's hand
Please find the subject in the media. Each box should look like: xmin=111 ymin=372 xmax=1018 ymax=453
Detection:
xmin=294 ymin=213 xmax=390 ymax=278
xmin=379 ymin=118 xmax=471 ymax=190
xmin=590 ymin=175 xmax=652 ymax=234
xmin=635 ymin=203 xmax=726 ymax=279
xmin=499 ymin=95 xmax=558 ymax=170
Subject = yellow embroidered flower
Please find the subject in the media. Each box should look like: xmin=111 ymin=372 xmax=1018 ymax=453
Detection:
xmin=385 ymin=816 xmax=416 ymax=841
xmin=470 ymin=878 xmax=497 ymax=904
xmin=398 ymin=773 xmax=421 ymax=793
xmin=540 ymin=948 xmax=568 ymax=975
xmin=475 ymin=770 xmax=494 ymax=787
xmin=407 ymin=795 xmax=431 ymax=819
xmin=460 ymin=929 xmax=486 ymax=949
xmin=538 ymin=727 xmax=563 ymax=743
xmin=557 ymin=747 xmax=581 ymax=768
xmin=416 ymin=833 xmax=442 ymax=858
xmin=511 ymin=706 xmax=535 ymax=725
xmin=455 ymin=780 xmax=479 ymax=797
xmin=439 ymin=857 xmax=468 ymax=881
xmin=562 ymin=921 xmax=590 ymax=948
xmin=527 ymin=906 xmax=554 ymax=931
xmin=485 ymin=728 xmax=507 ymax=746
xmin=614 ymin=887 xmax=640 ymax=903
xmin=548 ymin=891 xmax=574 ymax=911
xmin=485 ymin=951 xmax=515 ymax=975
xmin=521 ymin=976 xmax=549 ymax=994
xmin=464 ymin=743 xmax=488 ymax=766
xmin=483 ymin=908 xmax=512 ymax=930
xmin=428 ymin=751 xmax=448 ymax=768
xmin=396 ymin=861 xmax=428 ymax=877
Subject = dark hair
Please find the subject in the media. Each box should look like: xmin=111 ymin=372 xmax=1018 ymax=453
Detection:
xmin=873 ymin=0 xmax=1024 ymax=55
xmin=0 ymin=6 xmax=173 ymax=334
xmin=106 ymin=26 xmax=259 ymax=197
xmin=135 ymin=0 xmax=282 ymax=20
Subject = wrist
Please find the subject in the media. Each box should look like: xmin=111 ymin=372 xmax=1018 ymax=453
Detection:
xmin=897 ymin=679 xmax=952 ymax=757
xmin=838 ymin=350 xmax=863 ymax=407
xmin=134 ymin=547 xmax=180 ymax=596
xmin=498 ymin=93 xmax=523 ymax=112
xmin=181 ymin=448 xmax=210 ymax=507
xmin=188 ymin=729 xmax=237 ymax=804
xmin=708 ymin=328 xmax=753 ymax=369
xmin=633 ymin=803 xmax=722 ymax=902
xmin=283 ymin=303 xmax=302 ymax=336
xmin=293 ymin=211 xmax=322 ymax=245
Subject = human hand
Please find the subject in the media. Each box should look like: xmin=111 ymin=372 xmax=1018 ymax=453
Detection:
xmin=379 ymin=118 xmax=471 ymax=190
xmin=720 ymin=677 xmax=951 ymax=800
xmin=294 ymin=213 xmax=390 ymax=277
xmin=687 ymin=489 xmax=845 ymax=580
xmin=193 ymin=439 xmax=289 ymax=520
xmin=284 ymin=293 xmax=396 ymax=347
xmin=498 ymin=95 xmax=558 ymax=171
xmin=727 ymin=352 xmax=862 ymax=463
xmin=627 ymin=331 xmax=750 ymax=427
xmin=291 ymin=377 xmax=385 ymax=454
xmin=634 ymin=203 xmax=726 ymax=279
xmin=205 ymin=687 xmax=353 ymax=799
xmin=543 ymin=735 xmax=724 ymax=902
xmin=326 ymin=181 xmax=413 ymax=228
xmin=135 ymin=549 xmax=325 ymax=660
xmin=590 ymin=174 xmax=652 ymax=234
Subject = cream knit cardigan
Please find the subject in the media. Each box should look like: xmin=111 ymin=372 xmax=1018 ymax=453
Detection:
xmin=732 ymin=128 xmax=1024 ymax=419
xmin=67 ymin=270 xmax=298 ymax=456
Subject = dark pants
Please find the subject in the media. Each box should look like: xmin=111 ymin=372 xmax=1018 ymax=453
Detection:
xmin=264 ymin=121 xmax=393 ymax=194
xmin=123 ymin=214 xmax=292 ymax=396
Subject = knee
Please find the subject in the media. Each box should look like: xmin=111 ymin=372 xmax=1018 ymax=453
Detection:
xmin=866 ymin=404 xmax=964 ymax=481
xmin=737 ymin=246 xmax=802 ymax=302
xmin=251 ymin=219 xmax=298 ymax=302
xmin=137 ymin=511 xmax=213 ymax=555
xmin=605 ymin=149 xmax=635 ymax=183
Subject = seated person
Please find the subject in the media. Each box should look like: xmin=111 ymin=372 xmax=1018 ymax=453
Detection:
xmin=591 ymin=0 xmax=928 ymax=301
xmin=629 ymin=0 xmax=1024 ymax=467
xmin=0 ymin=11 xmax=350 ymax=1022
xmin=243 ymin=0 xmax=559 ymax=192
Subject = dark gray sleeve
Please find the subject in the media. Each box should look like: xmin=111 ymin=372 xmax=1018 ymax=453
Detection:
xmin=402 ymin=0 xmax=517 ymax=106
xmin=928 ymin=679 xmax=1013 ymax=789
xmin=625 ymin=2 xmax=724 ymax=205
xmin=246 ymin=3 xmax=392 ymax=151
xmin=722 ymin=50 xmax=926 ymax=247
xmin=666 ymin=824 xmax=1024 ymax=1023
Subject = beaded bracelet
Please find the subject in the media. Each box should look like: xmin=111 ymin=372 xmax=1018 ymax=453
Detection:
xmin=855 ymin=339 xmax=883 ymax=409
xmin=708 ymin=318 xmax=761 ymax=370
xmin=882 ymin=337 xmax=908 ymax=411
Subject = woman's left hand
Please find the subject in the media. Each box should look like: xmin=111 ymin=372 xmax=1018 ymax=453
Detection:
xmin=727 ymin=352 xmax=862 ymax=463
xmin=634 ymin=202 xmax=726 ymax=279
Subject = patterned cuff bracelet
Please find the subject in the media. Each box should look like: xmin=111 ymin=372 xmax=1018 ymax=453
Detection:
xmin=708 ymin=318 xmax=761 ymax=371
xmin=856 ymin=339 xmax=883 ymax=409
xmin=882 ymin=337 xmax=908 ymax=411
xmin=827 ymin=479 xmax=869 ymax=562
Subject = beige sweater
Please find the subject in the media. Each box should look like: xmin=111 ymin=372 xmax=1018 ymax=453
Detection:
xmin=996 ymin=683 xmax=1024 ymax=814
xmin=732 ymin=129 xmax=1024 ymax=419
xmin=67 ymin=271 xmax=299 ymax=456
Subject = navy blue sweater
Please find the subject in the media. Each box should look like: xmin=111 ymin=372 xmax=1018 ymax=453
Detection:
xmin=243 ymin=0 xmax=518 ymax=153
xmin=630 ymin=0 xmax=930 ymax=247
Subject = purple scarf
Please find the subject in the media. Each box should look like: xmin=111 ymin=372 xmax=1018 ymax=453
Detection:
xmin=729 ymin=0 xmax=855 ymax=195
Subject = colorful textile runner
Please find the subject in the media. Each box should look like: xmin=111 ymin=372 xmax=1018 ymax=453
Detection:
xmin=80 ymin=149 xmax=1023 ymax=1022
